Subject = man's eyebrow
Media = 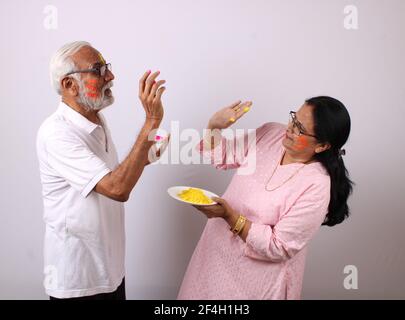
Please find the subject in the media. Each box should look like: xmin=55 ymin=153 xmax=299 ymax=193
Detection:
xmin=90 ymin=62 xmax=102 ymax=68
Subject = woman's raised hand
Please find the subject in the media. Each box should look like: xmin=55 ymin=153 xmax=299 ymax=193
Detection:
xmin=207 ymin=100 xmax=252 ymax=130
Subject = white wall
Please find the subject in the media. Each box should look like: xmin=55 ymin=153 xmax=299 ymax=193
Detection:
xmin=0 ymin=0 xmax=404 ymax=299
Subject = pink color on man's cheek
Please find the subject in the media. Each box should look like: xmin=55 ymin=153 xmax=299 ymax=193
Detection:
xmin=86 ymin=92 xmax=98 ymax=98
xmin=85 ymin=84 xmax=97 ymax=91
xmin=84 ymin=80 xmax=99 ymax=98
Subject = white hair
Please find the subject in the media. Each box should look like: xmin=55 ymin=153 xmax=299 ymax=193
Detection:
xmin=49 ymin=41 xmax=92 ymax=95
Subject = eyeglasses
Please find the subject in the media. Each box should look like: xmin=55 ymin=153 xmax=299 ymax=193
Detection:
xmin=288 ymin=111 xmax=318 ymax=139
xmin=65 ymin=63 xmax=112 ymax=78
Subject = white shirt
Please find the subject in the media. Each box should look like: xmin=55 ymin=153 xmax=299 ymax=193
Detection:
xmin=36 ymin=102 xmax=125 ymax=298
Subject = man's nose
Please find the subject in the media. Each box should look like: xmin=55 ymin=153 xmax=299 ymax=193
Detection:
xmin=105 ymin=69 xmax=115 ymax=81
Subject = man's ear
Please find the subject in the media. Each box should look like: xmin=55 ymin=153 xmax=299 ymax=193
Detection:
xmin=315 ymin=142 xmax=331 ymax=154
xmin=61 ymin=77 xmax=79 ymax=96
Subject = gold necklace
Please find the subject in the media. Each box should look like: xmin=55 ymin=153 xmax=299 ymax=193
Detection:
xmin=264 ymin=150 xmax=311 ymax=192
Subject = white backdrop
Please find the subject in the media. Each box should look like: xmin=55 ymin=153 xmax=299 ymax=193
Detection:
xmin=0 ymin=0 xmax=404 ymax=299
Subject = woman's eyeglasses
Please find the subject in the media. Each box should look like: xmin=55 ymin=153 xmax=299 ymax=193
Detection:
xmin=289 ymin=111 xmax=318 ymax=139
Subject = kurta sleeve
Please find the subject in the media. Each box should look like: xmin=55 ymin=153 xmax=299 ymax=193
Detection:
xmin=196 ymin=122 xmax=277 ymax=170
xmin=244 ymin=178 xmax=330 ymax=262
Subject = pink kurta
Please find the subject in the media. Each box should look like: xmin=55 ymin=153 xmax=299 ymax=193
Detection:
xmin=178 ymin=122 xmax=331 ymax=300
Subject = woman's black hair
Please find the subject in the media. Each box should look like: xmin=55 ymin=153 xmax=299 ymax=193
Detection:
xmin=305 ymin=96 xmax=354 ymax=227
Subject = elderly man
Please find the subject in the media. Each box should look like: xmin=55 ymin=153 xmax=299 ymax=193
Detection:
xmin=36 ymin=41 xmax=168 ymax=300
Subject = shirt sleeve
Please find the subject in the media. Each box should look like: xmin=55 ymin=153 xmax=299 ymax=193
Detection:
xmin=196 ymin=122 xmax=275 ymax=170
xmin=45 ymin=130 xmax=111 ymax=198
xmin=244 ymin=179 xmax=331 ymax=262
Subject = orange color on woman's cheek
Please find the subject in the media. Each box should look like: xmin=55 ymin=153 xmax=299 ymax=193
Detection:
xmin=294 ymin=135 xmax=310 ymax=151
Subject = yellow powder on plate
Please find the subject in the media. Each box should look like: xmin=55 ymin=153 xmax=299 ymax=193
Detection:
xmin=178 ymin=188 xmax=213 ymax=204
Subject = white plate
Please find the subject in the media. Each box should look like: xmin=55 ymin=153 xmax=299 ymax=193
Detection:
xmin=167 ymin=186 xmax=219 ymax=206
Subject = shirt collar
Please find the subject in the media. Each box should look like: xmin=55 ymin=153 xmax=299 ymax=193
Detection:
xmin=57 ymin=102 xmax=100 ymax=134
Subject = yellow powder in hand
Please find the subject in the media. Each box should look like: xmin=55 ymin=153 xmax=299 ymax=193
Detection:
xmin=178 ymin=188 xmax=213 ymax=204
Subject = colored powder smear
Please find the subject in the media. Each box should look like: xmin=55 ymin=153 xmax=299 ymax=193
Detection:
xmin=98 ymin=53 xmax=106 ymax=64
xmin=178 ymin=188 xmax=213 ymax=205
xmin=86 ymin=92 xmax=98 ymax=98
xmin=85 ymin=80 xmax=98 ymax=98
xmin=295 ymin=135 xmax=309 ymax=150
xmin=85 ymin=84 xmax=97 ymax=91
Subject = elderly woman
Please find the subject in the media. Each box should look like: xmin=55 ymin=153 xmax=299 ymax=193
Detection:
xmin=178 ymin=96 xmax=353 ymax=300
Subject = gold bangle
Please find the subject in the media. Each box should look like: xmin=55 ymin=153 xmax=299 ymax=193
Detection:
xmin=235 ymin=216 xmax=246 ymax=235
xmin=231 ymin=215 xmax=246 ymax=235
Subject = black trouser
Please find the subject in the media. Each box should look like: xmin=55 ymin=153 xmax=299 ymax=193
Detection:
xmin=50 ymin=278 xmax=126 ymax=300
